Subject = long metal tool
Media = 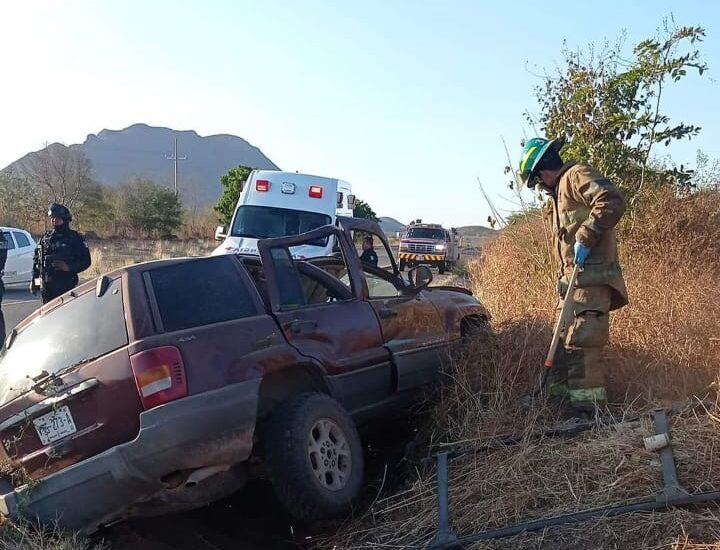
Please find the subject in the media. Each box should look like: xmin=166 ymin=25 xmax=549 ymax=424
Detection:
xmin=535 ymin=264 xmax=581 ymax=395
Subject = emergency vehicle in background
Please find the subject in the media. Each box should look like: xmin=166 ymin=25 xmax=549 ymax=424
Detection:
xmin=212 ymin=170 xmax=355 ymax=258
xmin=398 ymin=220 xmax=460 ymax=274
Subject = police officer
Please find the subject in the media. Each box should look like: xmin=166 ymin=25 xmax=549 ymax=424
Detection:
xmin=30 ymin=204 xmax=91 ymax=304
xmin=359 ymin=235 xmax=379 ymax=267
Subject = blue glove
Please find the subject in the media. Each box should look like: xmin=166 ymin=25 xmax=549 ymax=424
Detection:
xmin=574 ymin=242 xmax=591 ymax=267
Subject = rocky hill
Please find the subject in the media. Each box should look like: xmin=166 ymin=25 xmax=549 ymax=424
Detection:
xmin=378 ymin=216 xmax=407 ymax=235
xmin=456 ymin=225 xmax=497 ymax=237
xmin=2 ymin=123 xmax=279 ymax=206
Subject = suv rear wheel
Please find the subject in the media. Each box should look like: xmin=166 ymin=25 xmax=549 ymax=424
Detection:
xmin=264 ymin=393 xmax=364 ymax=521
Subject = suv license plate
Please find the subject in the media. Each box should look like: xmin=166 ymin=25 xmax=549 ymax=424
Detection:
xmin=33 ymin=406 xmax=78 ymax=445
xmin=417 ymin=255 xmax=425 ymax=261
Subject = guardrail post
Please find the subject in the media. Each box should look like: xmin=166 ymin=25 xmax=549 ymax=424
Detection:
xmin=651 ymin=408 xmax=686 ymax=504
xmin=429 ymin=452 xmax=459 ymax=549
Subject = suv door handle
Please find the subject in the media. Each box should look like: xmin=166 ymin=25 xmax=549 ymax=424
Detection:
xmin=289 ymin=320 xmax=318 ymax=334
xmin=378 ymin=307 xmax=398 ymax=319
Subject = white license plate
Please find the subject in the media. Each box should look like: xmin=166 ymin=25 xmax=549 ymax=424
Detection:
xmin=417 ymin=255 xmax=425 ymax=261
xmin=33 ymin=406 xmax=77 ymax=445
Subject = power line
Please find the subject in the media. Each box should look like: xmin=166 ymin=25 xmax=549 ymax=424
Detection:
xmin=165 ymin=137 xmax=187 ymax=196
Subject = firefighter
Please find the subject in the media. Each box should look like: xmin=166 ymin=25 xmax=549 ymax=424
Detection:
xmin=29 ymin=203 xmax=92 ymax=304
xmin=519 ymin=137 xmax=628 ymax=414
xmin=359 ymin=235 xmax=379 ymax=267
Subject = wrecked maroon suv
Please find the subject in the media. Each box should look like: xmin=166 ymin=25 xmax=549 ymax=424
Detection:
xmin=0 ymin=217 xmax=488 ymax=532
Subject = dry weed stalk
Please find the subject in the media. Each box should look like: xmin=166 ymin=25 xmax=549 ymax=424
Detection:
xmin=0 ymin=519 xmax=104 ymax=549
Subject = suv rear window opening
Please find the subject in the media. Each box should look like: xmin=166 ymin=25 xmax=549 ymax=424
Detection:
xmin=150 ymin=257 xmax=257 ymax=332
xmin=0 ymin=278 xmax=127 ymax=405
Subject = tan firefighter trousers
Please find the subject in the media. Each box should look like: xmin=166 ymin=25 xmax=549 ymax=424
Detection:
xmin=548 ymin=285 xmax=611 ymax=410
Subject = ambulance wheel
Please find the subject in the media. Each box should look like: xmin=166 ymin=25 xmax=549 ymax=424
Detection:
xmin=399 ymin=259 xmax=406 ymax=272
xmin=438 ymin=262 xmax=446 ymax=275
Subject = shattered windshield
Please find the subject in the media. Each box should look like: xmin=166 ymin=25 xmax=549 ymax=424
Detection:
xmin=231 ymin=205 xmax=331 ymax=246
xmin=406 ymin=228 xmax=445 ymax=240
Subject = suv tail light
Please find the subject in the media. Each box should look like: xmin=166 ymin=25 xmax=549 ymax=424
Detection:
xmin=309 ymin=185 xmax=323 ymax=198
xmin=130 ymin=346 xmax=187 ymax=410
xmin=256 ymin=180 xmax=270 ymax=192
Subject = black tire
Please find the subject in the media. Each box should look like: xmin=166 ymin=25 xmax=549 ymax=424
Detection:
xmin=264 ymin=393 xmax=364 ymax=522
xmin=399 ymin=259 xmax=406 ymax=272
xmin=438 ymin=262 xmax=446 ymax=275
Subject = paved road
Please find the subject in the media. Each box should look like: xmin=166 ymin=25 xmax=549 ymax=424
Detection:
xmin=2 ymin=285 xmax=40 ymax=339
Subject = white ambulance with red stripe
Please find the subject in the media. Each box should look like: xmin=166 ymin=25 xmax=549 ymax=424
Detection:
xmin=212 ymin=170 xmax=355 ymax=259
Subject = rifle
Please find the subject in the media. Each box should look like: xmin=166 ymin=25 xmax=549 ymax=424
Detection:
xmin=42 ymin=249 xmax=74 ymax=285
xmin=35 ymin=236 xmax=46 ymax=291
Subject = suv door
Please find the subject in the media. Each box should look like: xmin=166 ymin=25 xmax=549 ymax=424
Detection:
xmin=357 ymin=264 xmax=448 ymax=392
xmin=328 ymin=218 xmax=449 ymax=393
xmin=259 ymin=227 xmax=392 ymax=414
xmin=140 ymin=255 xmax=283 ymax=395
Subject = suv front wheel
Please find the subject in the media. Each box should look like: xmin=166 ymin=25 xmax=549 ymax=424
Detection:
xmin=264 ymin=393 xmax=364 ymax=521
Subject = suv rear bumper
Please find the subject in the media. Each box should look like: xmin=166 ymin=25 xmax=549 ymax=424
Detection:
xmin=0 ymin=379 xmax=260 ymax=532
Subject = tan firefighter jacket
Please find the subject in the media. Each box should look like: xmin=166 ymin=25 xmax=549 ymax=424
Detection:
xmin=544 ymin=161 xmax=629 ymax=311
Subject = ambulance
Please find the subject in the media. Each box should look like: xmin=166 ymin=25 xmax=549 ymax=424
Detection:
xmin=211 ymin=170 xmax=355 ymax=258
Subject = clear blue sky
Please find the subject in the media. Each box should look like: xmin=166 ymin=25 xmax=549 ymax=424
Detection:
xmin=2 ymin=1 xmax=718 ymax=227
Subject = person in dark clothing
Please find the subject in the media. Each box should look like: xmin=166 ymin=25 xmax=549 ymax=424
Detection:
xmin=359 ymin=235 xmax=379 ymax=267
xmin=0 ymin=231 xmax=7 ymax=348
xmin=30 ymin=204 xmax=92 ymax=304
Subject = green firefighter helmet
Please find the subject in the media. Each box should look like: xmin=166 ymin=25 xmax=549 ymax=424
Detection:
xmin=518 ymin=137 xmax=564 ymax=188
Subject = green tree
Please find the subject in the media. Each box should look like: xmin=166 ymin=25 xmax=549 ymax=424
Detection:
xmin=118 ymin=179 xmax=184 ymax=237
xmin=353 ymin=199 xmax=379 ymax=222
xmin=530 ymin=20 xmax=707 ymax=207
xmin=215 ymin=165 xmax=252 ymax=227
xmin=0 ymin=171 xmax=47 ymax=230
xmin=72 ymin=182 xmax=116 ymax=234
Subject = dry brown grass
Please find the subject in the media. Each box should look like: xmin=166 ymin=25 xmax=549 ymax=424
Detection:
xmin=0 ymin=520 xmax=104 ymax=549
xmin=85 ymin=238 xmax=216 ymax=279
xmin=472 ymin=187 xmax=720 ymax=405
xmin=317 ymin=188 xmax=720 ymax=549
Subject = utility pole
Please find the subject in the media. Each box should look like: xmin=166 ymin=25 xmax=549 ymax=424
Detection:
xmin=165 ymin=137 xmax=187 ymax=196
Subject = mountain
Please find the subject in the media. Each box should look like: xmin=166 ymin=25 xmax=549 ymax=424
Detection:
xmin=3 ymin=123 xmax=279 ymax=206
xmin=456 ymin=225 xmax=497 ymax=238
xmin=378 ymin=216 xmax=406 ymax=235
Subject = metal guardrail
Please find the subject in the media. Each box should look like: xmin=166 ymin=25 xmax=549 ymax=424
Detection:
xmin=425 ymin=408 xmax=720 ymax=549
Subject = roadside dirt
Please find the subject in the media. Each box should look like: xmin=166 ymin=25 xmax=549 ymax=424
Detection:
xmin=99 ymin=416 xmax=418 ymax=550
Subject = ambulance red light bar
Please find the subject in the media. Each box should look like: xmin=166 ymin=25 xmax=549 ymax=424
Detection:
xmin=309 ymin=185 xmax=323 ymax=198
xmin=256 ymin=180 xmax=270 ymax=192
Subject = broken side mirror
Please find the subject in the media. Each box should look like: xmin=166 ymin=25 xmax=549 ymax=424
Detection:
xmin=214 ymin=225 xmax=227 ymax=241
xmin=408 ymin=265 xmax=433 ymax=291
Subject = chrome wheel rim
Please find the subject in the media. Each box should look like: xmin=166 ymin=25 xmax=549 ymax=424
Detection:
xmin=307 ymin=418 xmax=352 ymax=491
